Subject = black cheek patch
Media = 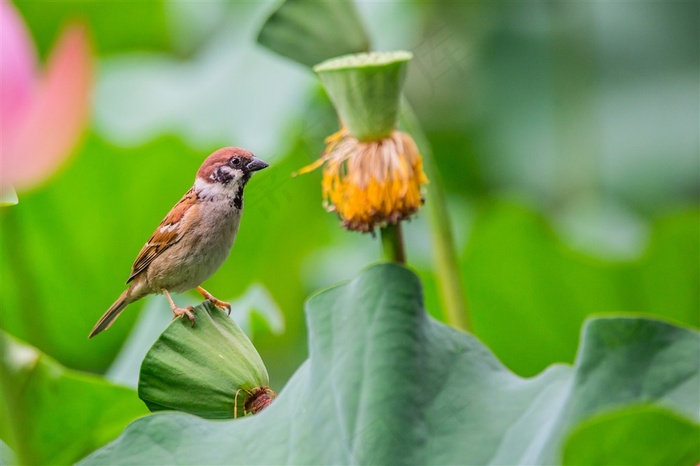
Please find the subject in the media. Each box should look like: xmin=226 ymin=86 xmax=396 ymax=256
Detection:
xmin=214 ymin=167 xmax=234 ymax=184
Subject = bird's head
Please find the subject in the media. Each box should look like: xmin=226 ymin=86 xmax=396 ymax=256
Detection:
xmin=196 ymin=147 xmax=268 ymax=191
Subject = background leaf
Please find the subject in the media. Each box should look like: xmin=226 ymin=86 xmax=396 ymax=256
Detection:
xmin=13 ymin=1 xmax=170 ymax=57
xmin=562 ymin=406 xmax=700 ymax=466
xmin=0 ymin=330 xmax=148 ymax=465
xmin=462 ymin=202 xmax=700 ymax=376
xmin=82 ymin=264 xmax=699 ymax=465
xmin=257 ymin=0 xmax=370 ymax=67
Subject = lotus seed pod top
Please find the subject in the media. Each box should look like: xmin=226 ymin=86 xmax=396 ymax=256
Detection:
xmin=314 ymin=51 xmax=412 ymax=142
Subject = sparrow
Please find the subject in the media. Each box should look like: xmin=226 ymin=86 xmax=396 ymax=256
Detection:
xmin=89 ymin=147 xmax=268 ymax=338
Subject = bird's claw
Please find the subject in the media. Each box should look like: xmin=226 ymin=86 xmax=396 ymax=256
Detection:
xmin=172 ymin=305 xmax=196 ymax=326
xmin=208 ymin=298 xmax=231 ymax=315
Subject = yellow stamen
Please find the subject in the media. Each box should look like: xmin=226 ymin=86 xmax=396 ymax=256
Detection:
xmin=294 ymin=127 xmax=350 ymax=177
xmin=299 ymin=129 xmax=428 ymax=233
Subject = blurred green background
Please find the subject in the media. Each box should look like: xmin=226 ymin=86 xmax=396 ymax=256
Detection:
xmin=2 ymin=0 xmax=698 ymax=396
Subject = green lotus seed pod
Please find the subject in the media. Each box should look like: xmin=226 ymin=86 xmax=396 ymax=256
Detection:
xmin=314 ymin=51 xmax=412 ymax=142
xmin=138 ymin=302 xmax=275 ymax=419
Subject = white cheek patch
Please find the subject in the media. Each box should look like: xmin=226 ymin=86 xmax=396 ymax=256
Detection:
xmin=194 ymin=177 xmax=233 ymax=200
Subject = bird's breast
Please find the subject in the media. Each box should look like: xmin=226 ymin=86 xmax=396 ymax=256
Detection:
xmin=190 ymin=201 xmax=242 ymax=264
xmin=147 ymin=201 xmax=243 ymax=292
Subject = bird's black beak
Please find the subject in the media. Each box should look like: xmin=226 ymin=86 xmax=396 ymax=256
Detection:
xmin=245 ymin=157 xmax=269 ymax=173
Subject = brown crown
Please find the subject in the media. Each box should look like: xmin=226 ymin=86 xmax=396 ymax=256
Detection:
xmin=197 ymin=147 xmax=255 ymax=181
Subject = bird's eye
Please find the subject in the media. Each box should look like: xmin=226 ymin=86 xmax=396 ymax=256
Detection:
xmin=230 ymin=157 xmax=241 ymax=167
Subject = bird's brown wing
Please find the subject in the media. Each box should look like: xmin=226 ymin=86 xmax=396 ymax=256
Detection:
xmin=126 ymin=188 xmax=198 ymax=284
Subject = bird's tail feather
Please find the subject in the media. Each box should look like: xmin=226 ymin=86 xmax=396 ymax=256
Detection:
xmin=89 ymin=289 xmax=133 ymax=338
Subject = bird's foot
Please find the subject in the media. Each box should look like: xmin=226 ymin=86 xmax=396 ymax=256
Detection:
xmin=196 ymin=286 xmax=231 ymax=315
xmin=162 ymin=288 xmax=196 ymax=325
xmin=207 ymin=297 xmax=231 ymax=315
xmin=172 ymin=305 xmax=196 ymax=325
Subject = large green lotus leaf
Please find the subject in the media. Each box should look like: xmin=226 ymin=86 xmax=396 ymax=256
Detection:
xmin=0 ymin=331 xmax=148 ymax=465
xmin=257 ymin=0 xmax=370 ymax=68
xmin=562 ymin=406 xmax=700 ymax=465
xmin=463 ymin=202 xmax=700 ymax=377
xmin=14 ymin=1 xmax=170 ymax=57
xmin=82 ymin=264 xmax=698 ymax=464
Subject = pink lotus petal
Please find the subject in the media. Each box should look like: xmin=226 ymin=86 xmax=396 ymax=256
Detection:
xmin=0 ymin=0 xmax=37 ymax=147
xmin=2 ymin=22 xmax=92 ymax=191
